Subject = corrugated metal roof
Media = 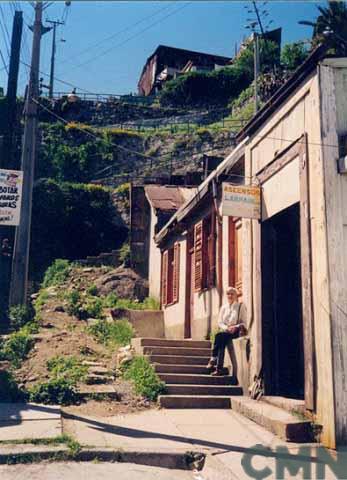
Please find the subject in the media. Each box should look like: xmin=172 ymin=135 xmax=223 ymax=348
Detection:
xmin=144 ymin=185 xmax=195 ymax=212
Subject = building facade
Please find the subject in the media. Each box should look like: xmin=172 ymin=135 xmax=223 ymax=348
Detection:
xmin=151 ymin=51 xmax=347 ymax=449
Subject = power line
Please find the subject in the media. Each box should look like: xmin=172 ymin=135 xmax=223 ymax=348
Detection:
xmin=69 ymin=2 xmax=192 ymax=71
xmin=58 ymin=2 xmax=175 ymax=68
xmin=20 ymin=58 xmax=94 ymax=93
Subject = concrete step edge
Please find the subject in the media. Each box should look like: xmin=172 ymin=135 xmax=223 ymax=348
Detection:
xmin=231 ymin=397 xmax=314 ymax=443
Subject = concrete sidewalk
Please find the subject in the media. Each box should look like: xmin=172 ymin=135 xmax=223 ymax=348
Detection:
xmin=0 ymin=404 xmax=62 ymax=441
xmin=63 ymin=408 xmax=340 ymax=479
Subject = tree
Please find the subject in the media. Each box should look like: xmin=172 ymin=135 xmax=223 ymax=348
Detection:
xmin=281 ymin=42 xmax=310 ymax=71
xmin=299 ymin=1 xmax=347 ymax=55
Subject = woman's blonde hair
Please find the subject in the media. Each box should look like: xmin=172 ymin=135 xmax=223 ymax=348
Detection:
xmin=226 ymin=287 xmax=238 ymax=295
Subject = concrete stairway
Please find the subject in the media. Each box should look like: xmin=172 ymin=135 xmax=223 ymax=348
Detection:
xmin=132 ymin=338 xmax=243 ymax=408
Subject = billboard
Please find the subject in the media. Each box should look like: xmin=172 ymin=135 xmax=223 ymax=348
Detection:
xmin=221 ymin=183 xmax=261 ymax=220
xmin=0 ymin=168 xmax=23 ymax=226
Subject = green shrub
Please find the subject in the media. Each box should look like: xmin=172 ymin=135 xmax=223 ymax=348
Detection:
xmin=29 ymin=378 xmax=78 ymax=405
xmin=86 ymin=284 xmax=98 ymax=296
xmin=123 ymin=356 xmax=165 ymax=401
xmin=42 ymin=259 xmax=71 ymax=288
xmin=0 ymin=370 xmax=27 ymax=402
xmin=65 ymin=290 xmax=82 ymax=318
xmin=0 ymin=331 xmax=34 ymax=368
xmin=47 ymin=355 xmax=88 ymax=383
xmin=87 ymin=319 xmax=134 ymax=347
xmin=119 ymin=242 xmax=130 ymax=264
xmin=102 ymin=295 xmax=160 ymax=311
xmin=141 ymin=297 xmax=160 ymax=310
xmin=8 ymin=304 xmax=33 ymax=331
xmin=34 ymin=289 xmax=50 ymax=312
xmin=83 ymin=296 xmax=104 ymax=319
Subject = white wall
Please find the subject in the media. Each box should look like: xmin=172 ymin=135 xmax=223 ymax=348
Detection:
xmin=148 ymin=206 xmax=162 ymax=301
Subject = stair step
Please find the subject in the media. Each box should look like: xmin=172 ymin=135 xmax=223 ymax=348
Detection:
xmin=86 ymin=374 xmax=115 ymax=385
xmin=159 ymin=395 xmax=231 ymax=409
xmin=231 ymin=397 xmax=314 ymax=443
xmin=146 ymin=355 xmax=210 ymax=365
xmin=88 ymin=367 xmax=112 ymax=375
xmin=134 ymin=338 xmax=211 ymax=349
xmin=154 ymin=364 xmax=229 ymax=375
xmin=261 ymin=396 xmax=306 ymax=415
xmin=143 ymin=346 xmax=211 ymax=357
xmin=166 ymin=384 xmax=242 ymax=395
xmin=78 ymin=385 xmax=120 ymax=400
xmin=158 ymin=373 xmax=237 ymax=385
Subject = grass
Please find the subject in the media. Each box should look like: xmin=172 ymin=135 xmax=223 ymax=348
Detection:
xmin=28 ymin=378 xmax=79 ymax=406
xmin=122 ymin=356 xmax=166 ymax=401
xmin=46 ymin=355 xmax=88 ymax=383
xmin=42 ymin=259 xmax=71 ymax=288
xmin=102 ymin=293 xmax=160 ymax=311
xmin=0 ymin=370 xmax=27 ymax=402
xmin=0 ymin=329 xmax=34 ymax=369
xmin=87 ymin=318 xmax=134 ymax=348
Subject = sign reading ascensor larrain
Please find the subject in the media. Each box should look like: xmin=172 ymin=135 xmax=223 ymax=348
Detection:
xmin=221 ymin=183 xmax=261 ymax=220
xmin=0 ymin=168 xmax=23 ymax=226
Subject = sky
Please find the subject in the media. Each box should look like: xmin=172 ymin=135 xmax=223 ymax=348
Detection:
xmin=0 ymin=1 xmax=323 ymax=96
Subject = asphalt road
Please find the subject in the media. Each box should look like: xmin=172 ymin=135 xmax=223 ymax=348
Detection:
xmin=0 ymin=463 xmax=203 ymax=480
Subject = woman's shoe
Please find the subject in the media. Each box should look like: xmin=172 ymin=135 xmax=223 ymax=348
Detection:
xmin=211 ymin=368 xmax=224 ymax=376
xmin=206 ymin=358 xmax=217 ymax=370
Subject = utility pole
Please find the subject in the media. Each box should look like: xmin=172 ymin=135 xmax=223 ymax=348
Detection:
xmin=47 ymin=19 xmax=64 ymax=98
xmin=254 ymin=32 xmax=259 ymax=113
xmin=10 ymin=2 xmax=44 ymax=307
xmin=2 ymin=10 xmax=23 ymax=170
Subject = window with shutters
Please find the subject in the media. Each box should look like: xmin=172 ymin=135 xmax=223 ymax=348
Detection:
xmin=194 ymin=213 xmax=216 ymax=292
xmin=161 ymin=242 xmax=180 ymax=307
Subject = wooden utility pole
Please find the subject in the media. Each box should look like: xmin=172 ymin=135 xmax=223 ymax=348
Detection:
xmin=9 ymin=2 xmax=43 ymax=306
xmin=254 ymin=32 xmax=259 ymax=113
xmin=47 ymin=19 xmax=64 ymax=98
xmin=1 ymin=10 xmax=23 ymax=170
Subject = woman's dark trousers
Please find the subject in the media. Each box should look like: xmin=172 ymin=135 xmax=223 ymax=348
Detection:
xmin=212 ymin=331 xmax=239 ymax=369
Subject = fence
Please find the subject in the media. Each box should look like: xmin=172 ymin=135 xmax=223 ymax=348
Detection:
xmin=40 ymin=91 xmax=155 ymax=105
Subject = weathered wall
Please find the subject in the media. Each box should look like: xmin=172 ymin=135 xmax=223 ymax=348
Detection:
xmin=319 ymin=59 xmax=347 ymax=446
xmin=245 ymin=71 xmax=336 ymax=448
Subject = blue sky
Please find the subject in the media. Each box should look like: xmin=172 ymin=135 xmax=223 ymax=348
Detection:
xmin=0 ymin=1 xmax=322 ymax=95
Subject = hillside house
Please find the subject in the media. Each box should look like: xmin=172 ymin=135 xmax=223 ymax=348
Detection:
xmin=151 ymin=46 xmax=347 ymax=449
xmin=138 ymin=45 xmax=231 ymax=96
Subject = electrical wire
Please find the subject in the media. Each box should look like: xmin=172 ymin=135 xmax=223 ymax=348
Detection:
xmin=73 ymin=2 xmax=192 ymax=71
xmin=58 ymin=2 xmax=175 ymax=68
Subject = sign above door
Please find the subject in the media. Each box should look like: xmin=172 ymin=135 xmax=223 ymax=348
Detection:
xmin=221 ymin=183 xmax=261 ymax=219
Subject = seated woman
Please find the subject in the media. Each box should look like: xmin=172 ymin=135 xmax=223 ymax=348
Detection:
xmin=207 ymin=287 xmax=247 ymax=376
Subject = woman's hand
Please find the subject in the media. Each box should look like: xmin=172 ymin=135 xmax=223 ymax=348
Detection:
xmin=228 ymin=325 xmax=239 ymax=335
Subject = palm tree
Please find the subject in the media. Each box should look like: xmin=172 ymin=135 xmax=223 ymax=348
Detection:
xmin=299 ymin=1 xmax=347 ymax=55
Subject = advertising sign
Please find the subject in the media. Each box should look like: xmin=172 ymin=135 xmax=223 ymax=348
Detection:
xmin=221 ymin=183 xmax=261 ymax=220
xmin=0 ymin=168 xmax=23 ymax=226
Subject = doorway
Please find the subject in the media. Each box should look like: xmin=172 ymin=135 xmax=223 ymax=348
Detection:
xmin=261 ymin=203 xmax=304 ymax=399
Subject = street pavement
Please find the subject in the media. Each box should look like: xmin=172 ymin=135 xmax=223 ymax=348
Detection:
xmin=0 ymin=462 xmax=195 ymax=480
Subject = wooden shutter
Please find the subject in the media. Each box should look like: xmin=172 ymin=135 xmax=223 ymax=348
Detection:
xmin=194 ymin=221 xmax=203 ymax=292
xmin=161 ymin=251 xmax=168 ymax=307
xmin=173 ymin=242 xmax=180 ymax=303
xmin=208 ymin=209 xmax=216 ymax=287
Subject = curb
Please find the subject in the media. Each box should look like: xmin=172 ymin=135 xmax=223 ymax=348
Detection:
xmin=0 ymin=445 xmax=206 ymax=470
